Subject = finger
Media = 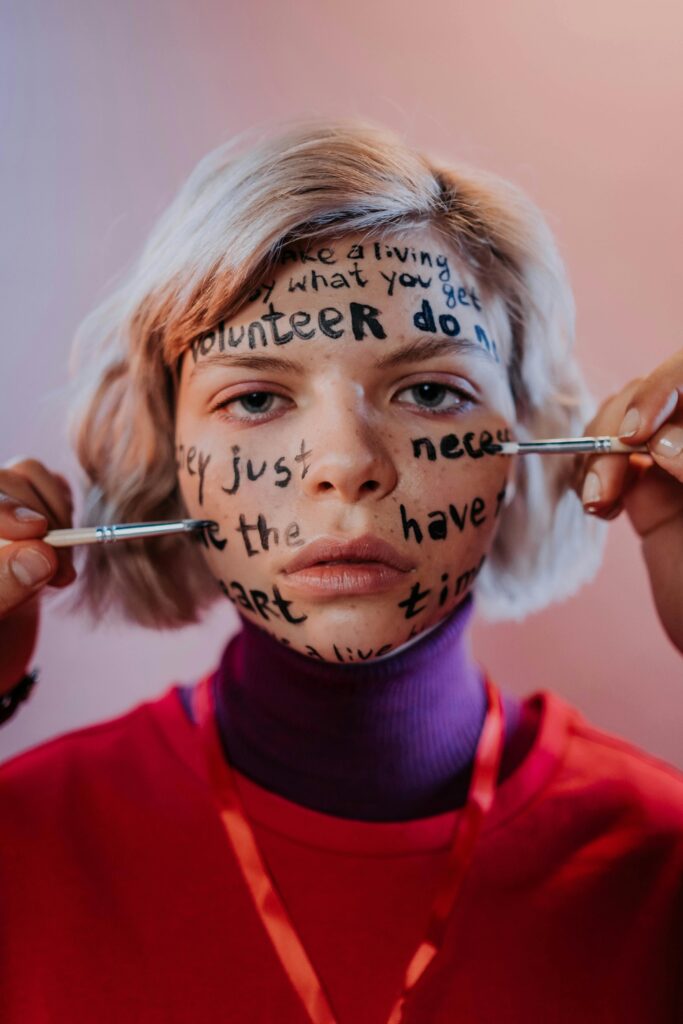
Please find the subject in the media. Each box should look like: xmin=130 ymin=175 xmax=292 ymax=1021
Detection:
xmin=615 ymin=351 xmax=683 ymax=443
xmin=646 ymin=413 xmax=683 ymax=484
xmin=602 ymin=499 xmax=625 ymax=521
xmin=0 ymin=486 xmax=74 ymax=588
xmin=2 ymin=459 xmax=74 ymax=528
xmin=0 ymin=481 xmax=53 ymax=534
xmin=580 ymin=457 xmax=632 ymax=516
xmin=578 ymin=389 xmax=638 ymax=516
xmin=581 ymin=378 xmax=641 ymax=442
xmin=14 ymin=478 xmax=76 ymax=587
xmin=0 ymin=470 xmax=75 ymax=587
xmin=0 ymin=538 xmax=59 ymax=619
xmin=584 ymin=460 xmax=649 ymax=523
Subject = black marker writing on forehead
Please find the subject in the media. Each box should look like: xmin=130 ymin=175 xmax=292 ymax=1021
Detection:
xmin=286 ymin=264 xmax=368 ymax=295
xmin=254 ymin=243 xmax=482 ymax=310
xmin=276 ymin=242 xmax=457 ymax=268
xmin=278 ymin=246 xmax=337 ymax=265
xmin=189 ymin=302 xmax=386 ymax=362
xmin=413 ymin=299 xmax=499 ymax=363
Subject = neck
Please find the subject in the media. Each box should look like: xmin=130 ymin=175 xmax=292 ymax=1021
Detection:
xmin=210 ymin=595 xmax=524 ymax=821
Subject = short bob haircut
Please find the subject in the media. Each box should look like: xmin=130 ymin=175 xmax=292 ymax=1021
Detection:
xmin=62 ymin=116 xmax=606 ymax=630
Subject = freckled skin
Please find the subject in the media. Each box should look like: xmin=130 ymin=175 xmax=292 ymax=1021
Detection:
xmin=175 ymin=226 xmax=518 ymax=659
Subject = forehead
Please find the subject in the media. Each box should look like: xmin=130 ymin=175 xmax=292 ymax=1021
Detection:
xmin=256 ymin=226 xmax=485 ymax=313
xmin=179 ymin=225 xmax=511 ymax=382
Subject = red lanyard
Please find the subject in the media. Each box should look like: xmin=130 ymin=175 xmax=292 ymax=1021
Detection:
xmin=193 ymin=670 xmax=505 ymax=1024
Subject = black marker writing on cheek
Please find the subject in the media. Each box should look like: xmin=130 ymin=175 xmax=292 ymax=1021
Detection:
xmin=397 ymin=580 xmax=432 ymax=619
xmin=399 ymin=497 xmax=487 ymax=544
xmin=193 ymin=520 xmax=228 ymax=551
xmin=411 ymin=427 xmax=511 ymax=461
xmin=295 ymin=438 xmax=312 ymax=479
xmin=176 ymin=443 xmax=212 ymax=507
xmin=218 ymin=577 xmax=308 ymax=624
xmin=495 ymin=486 xmax=508 ymax=517
xmin=448 ymin=556 xmax=486 ymax=600
xmin=298 ymin=641 xmax=395 ymax=663
xmin=236 ymin=513 xmax=305 ymax=557
xmin=330 ymin=642 xmax=394 ymax=662
xmin=396 ymin=555 xmax=487 ymax=620
xmin=221 ymin=441 xmax=310 ymax=495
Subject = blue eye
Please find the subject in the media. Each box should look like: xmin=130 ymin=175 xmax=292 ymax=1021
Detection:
xmin=238 ymin=392 xmax=275 ymax=414
xmin=214 ymin=390 xmax=285 ymax=422
xmin=397 ymin=382 xmax=475 ymax=414
xmin=411 ymin=383 xmax=448 ymax=407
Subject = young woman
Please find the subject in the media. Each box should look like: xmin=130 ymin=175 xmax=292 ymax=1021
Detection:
xmin=1 ymin=118 xmax=682 ymax=1023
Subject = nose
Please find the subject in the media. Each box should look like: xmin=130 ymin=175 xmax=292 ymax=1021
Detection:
xmin=301 ymin=395 xmax=398 ymax=504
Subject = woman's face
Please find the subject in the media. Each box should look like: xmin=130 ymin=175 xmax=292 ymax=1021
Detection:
xmin=175 ymin=225 xmax=517 ymax=661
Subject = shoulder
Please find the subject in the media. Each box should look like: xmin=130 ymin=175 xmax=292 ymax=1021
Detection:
xmin=0 ymin=686 xmax=184 ymax=820
xmin=544 ymin=690 xmax=683 ymax=841
xmin=0 ymin=685 xmax=212 ymax=892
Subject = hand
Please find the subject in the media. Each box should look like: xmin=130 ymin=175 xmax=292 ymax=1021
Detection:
xmin=575 ymin=349 xmax=683 ymax=654
xmin=0 ymin=458 xmax=77 ymax=693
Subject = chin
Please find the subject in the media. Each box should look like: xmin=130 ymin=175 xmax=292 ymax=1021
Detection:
xmin=292 ymin=601 xmax=431 ymax=663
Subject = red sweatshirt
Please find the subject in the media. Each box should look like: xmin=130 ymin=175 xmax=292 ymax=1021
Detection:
xmin=1 ymin=682 xmax=682 ymax=1023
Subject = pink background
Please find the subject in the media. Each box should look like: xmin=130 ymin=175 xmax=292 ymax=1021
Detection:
xmin=1 ymin=0 xmax=681 ymax=767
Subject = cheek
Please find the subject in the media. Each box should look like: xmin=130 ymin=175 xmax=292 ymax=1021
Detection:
xmin=419 ymin=455 xmax=510 ymax=505
xmin=175 ymin=429 xmax=305 ymax=574
xmin=394 ymin=417 xmax=514 ymax=573
xmin=404 ymin=459 xmax=510 ymax=548
xmin=399 ymin=417 xmax=514 ymax=512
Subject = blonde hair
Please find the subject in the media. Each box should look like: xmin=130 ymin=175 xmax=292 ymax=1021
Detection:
xmin=63 ymin=115 xmax=606 ymax=629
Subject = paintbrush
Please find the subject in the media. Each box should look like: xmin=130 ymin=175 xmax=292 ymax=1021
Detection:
xmin=0 ymin=518 xmax=215 ymax=550
xmin=496 ymin=435 xmax=650 ymax=455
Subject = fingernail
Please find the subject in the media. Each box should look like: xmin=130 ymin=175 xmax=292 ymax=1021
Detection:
xmin=13 ymin=506 xmax=47 ymax=523
xmin=582 ymin=471 xmax=602 ymax=507
xmin=10 ymin=548 xmax=52 ymax=586
xmin=618 ymin=408 xmax=640 ymax=438
xmin=653 ymin=426 xmax=683 ymax=458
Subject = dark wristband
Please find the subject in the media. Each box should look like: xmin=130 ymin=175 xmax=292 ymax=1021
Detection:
xmin=0 ymin=668 xmax=39 ymax=725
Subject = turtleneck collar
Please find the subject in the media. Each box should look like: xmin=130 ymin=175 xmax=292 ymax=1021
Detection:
xmin=209 ymin=595 xmax=524 ymax=821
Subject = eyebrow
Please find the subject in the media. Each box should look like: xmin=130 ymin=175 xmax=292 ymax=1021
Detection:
xmin=375 ymin=336 xmax=495 ymax=369
xmin=190 ymin=352 xmax=302 ymax=377
xmin=188 ymin=336 xmax=496 ymax=379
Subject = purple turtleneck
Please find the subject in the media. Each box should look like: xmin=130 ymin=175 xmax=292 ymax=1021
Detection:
xmin=180 ymin=595 xmax=536 ymax=822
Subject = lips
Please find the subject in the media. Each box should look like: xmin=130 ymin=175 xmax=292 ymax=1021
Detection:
xmin=283 ymin=534 xmax=415 ymax=575
xmin=280 ymin=534 xmax=416 ymax=598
